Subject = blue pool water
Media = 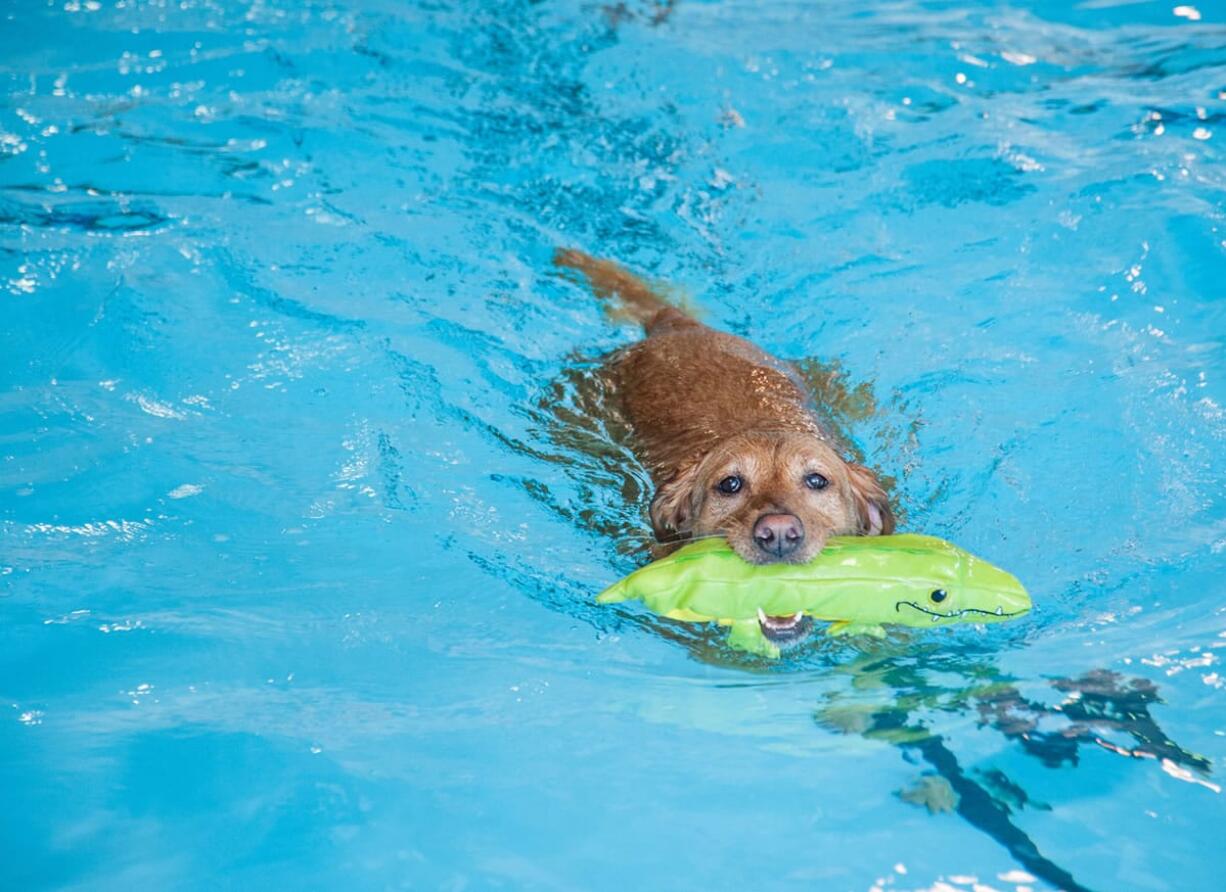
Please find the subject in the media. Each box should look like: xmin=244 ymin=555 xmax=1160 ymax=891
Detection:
xmin=2 ymin=0 xmax=1225 ymax=888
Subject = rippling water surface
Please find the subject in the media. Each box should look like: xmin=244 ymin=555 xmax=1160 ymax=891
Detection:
xmin=2 ymin=1 xmax=1225 ymax=889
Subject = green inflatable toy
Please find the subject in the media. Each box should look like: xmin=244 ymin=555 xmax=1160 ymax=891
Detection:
xmin=598 ymin=534 xmax=1030 ymax=657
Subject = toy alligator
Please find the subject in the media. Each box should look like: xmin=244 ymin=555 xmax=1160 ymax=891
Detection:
xmin=598 ymin=534 xmax=1030 ymax=657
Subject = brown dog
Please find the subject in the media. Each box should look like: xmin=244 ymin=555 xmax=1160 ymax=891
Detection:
xmin=556 ymin=249 xmax=894 ymax=612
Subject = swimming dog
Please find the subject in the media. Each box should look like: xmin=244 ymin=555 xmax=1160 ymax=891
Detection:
xmin=555 ymin=249 xmax=894 ymax=643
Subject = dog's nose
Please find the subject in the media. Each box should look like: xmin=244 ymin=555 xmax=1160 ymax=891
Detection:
xmin=753 ymin=513 xmax=804 ymax=558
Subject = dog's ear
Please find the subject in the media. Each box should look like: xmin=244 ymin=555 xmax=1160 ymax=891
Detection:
xmin=649 ymin=464 xmax=701 ymax=542
xmin=846 ymin=462 xmax=894 ymax=536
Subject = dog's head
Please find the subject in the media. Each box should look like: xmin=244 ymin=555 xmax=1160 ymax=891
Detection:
xmin=649 ymin=431 xmax=893 ymax=565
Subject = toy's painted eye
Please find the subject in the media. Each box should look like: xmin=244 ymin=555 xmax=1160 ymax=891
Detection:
xmin=930 ymin=589 xmax=948 ymax=603
xmin=717 ymin=475 xmax=743 ymax=495
xmin=804 ymin=472 xmax=829 ymax=490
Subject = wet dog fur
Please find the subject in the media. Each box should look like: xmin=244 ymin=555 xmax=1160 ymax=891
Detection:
xmin=555 ymin=249 xmax=894 ymax=574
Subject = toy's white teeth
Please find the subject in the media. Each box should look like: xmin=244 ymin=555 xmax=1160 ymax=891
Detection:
xmin=996 ymin=606 xmax=1004 ymax=615
xmin=931 ymin=614 xmax=940 ymax=623
xmin=756 ymin=609 xmax=808 ymax=635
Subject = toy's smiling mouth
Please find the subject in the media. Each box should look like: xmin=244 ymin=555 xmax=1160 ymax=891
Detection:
xmin=895 ymin=601 xmax=1027 ymax=622
xmin=757 ymin=608 xmax=814 ymax=644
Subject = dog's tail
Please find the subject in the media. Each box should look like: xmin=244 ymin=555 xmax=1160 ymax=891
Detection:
xmin=553 ymin=248 xmax=690 ymax=333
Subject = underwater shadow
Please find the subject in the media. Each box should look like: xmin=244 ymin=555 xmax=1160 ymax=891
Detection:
xmin=811 ymin=647 xmax=1212 ymax=892
xmin=644 ymin=629 xmax=1212 ymax=892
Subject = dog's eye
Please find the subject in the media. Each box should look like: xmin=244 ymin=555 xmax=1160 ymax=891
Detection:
xmin=716 ymin=475 xmax=743 ymax=495
xmin=930 ymin=589 xmax=948 ymax=603
xmin=804 ymin=472 xmax=829 ymax=490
